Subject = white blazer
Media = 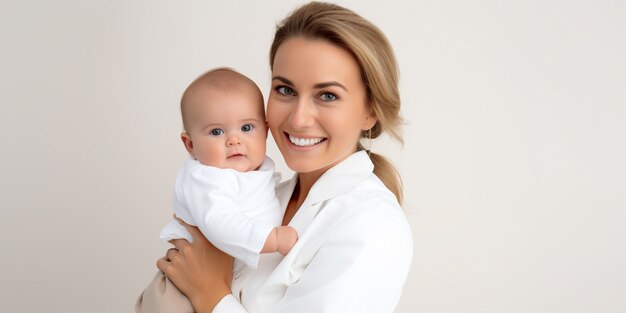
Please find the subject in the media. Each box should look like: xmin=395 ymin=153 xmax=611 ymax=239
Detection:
xmin=214 ymin=151 xmax=413 ymax=313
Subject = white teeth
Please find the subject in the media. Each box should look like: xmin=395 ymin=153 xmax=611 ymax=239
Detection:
xmin=289 ymin=135 xmax=323 ymax=147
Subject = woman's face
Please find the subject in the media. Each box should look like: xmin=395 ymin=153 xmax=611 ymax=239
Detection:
xmin=267 ymin=37 xmax=376 ymax=176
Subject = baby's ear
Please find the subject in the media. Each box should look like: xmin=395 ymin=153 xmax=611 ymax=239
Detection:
xmin=180 ymin=132 xmax=194 ymax=156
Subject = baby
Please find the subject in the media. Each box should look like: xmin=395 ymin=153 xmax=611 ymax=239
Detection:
xmin=161 ymin=68 xmax=298 ymax=268
xmin=136 ymin=68 xmax=298 ymax=312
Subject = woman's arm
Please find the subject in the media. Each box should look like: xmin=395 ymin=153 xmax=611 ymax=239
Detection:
xmin=157 ymin=218 xmax=234 ymax=313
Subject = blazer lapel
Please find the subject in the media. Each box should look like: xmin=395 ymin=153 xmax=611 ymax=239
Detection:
xmin=287 ymin=151 xmax=374 ymax=235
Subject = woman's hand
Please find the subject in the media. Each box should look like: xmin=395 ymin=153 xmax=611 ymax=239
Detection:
xmin=157 ymin=217 xmax=234 ymax=313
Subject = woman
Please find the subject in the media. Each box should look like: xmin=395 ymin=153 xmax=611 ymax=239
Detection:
xmin=151 ymin=2 xmax=412 ymax=312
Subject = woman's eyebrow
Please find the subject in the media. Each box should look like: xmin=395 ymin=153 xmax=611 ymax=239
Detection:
xmin=272 ymin=76 xmax=294 ymax=86
xmin=272 ymin=76 xmax=348 ymax=91
xmin=313 ymin=81 xmax=347 ymax=91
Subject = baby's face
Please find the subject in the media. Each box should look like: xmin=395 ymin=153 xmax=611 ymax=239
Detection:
xmin=184 ymin=87 xmax=267 ymax=172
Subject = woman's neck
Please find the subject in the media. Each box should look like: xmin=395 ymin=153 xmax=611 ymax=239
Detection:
xmin=293 ymin=150 xmax=358 ymax=207
xmin=286 ymin=151 xmax=358 ymax=224
xmin=282 ymin=170 xmax=324 ymax=226
xmin=294 ymin=171 xmax=323 ymax=207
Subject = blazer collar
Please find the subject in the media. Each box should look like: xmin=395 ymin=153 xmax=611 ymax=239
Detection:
xmin=278 ymin=151 xmax=374 ymax=231
xmin=304 ymin=150 xmax=373 ymax=205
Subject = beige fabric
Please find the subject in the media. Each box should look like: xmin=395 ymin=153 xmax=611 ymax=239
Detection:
xmin=135 ymin=271 xmax=195 ymax=313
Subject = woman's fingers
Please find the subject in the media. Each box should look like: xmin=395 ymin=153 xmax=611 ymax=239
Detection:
xmin=169 ymin=238 xmax=189 ymax=251
xmin=156 ymin=217 xmax=234 ymax=311
xmin=166 ymin=247 xmax=179 ymax=261
xmin=174 ymin=216 xmax=205 ymax=245
xmin=156 ymin=256 xmax=171 ymax=273
xmin=158 ymin=248 xmax=180 ymax=276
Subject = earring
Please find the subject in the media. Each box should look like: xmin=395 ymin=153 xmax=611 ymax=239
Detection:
xmin=365 ymin=128 xmax=372 ymax=156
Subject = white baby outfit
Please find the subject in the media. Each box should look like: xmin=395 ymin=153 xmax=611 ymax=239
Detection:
xmin=160 ymin=156 xmax=282 ymax=270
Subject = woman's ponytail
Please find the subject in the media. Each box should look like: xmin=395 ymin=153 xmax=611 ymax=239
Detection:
xmin=358 ymin=144 xmax=403 ymax=205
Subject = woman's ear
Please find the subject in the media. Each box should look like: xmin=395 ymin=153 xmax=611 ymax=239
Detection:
xmin=181 ymin=132 xmax=194 ymax=156
xmin=361 ymin=112 xmax=378 ymax=131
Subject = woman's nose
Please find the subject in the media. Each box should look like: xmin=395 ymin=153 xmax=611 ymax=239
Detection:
xmin=288 ymin=99 xmax=315 ymax=129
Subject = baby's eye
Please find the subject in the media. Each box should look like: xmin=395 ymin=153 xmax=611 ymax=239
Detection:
xmin=320 ymin=92 xmax=338 ymax=101
xmin=276 ymin=86 xmax=295 ymax=96
xmin=210 ymin=128 xmax=224 ymax=136
xmin=241 ymin=124 xmax=254 ymax=132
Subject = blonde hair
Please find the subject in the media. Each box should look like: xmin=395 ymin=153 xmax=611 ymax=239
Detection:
xmin=270 ymin=2 xmax=404 ymax=204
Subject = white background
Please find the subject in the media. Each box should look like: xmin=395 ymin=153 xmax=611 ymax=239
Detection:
xmin=1 ymin=0 xmax=624 ymax=312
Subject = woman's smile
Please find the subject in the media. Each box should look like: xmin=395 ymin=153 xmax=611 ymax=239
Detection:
xmin=287 ymin=133 xmax=327 ymax=147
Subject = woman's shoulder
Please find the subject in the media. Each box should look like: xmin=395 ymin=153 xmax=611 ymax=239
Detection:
xmin=338 ymin=173 xmax=403 ymax=215
xmin=322 ymin=173 xmax=411 ymax=242
xmin=308 ymin=174 xmax=412 ymax=277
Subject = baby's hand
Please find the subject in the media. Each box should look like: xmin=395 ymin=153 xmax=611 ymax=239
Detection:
xmin=276 ymin=226 xmax=298 ymax=256
xmin=261 ymin=226 xmax=299 ymax=255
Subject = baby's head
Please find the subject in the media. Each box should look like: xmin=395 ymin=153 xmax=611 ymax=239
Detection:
xmin=180 ymin=68 xmax=267 ymax=172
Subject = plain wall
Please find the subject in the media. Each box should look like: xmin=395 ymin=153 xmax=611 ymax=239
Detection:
xmin=1 ymin=0 xmax=624 ymax=312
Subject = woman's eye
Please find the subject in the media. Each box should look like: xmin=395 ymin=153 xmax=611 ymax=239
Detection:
xmin=276 ymin=86 xmax=295 ymax=96
xmin=210 ymin=128 xmax=224 ymax=136
xmin=320 ymin=92 xmax=338 ymax=101
xmin=241 ymin=124 xmax=254 ymax=132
